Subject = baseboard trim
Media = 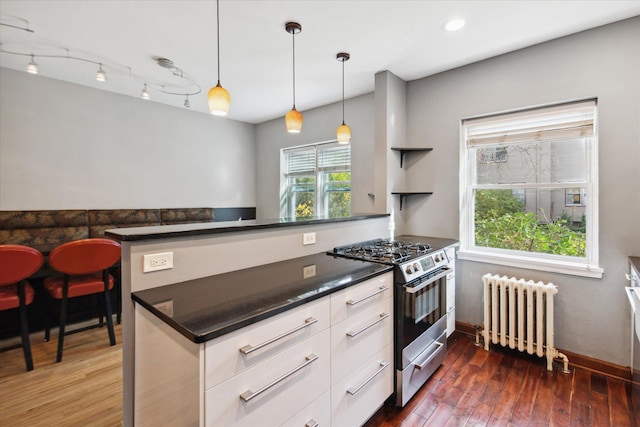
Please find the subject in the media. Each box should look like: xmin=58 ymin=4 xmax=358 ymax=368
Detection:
xmin=455 ymin=321 xmax=631 ymax=382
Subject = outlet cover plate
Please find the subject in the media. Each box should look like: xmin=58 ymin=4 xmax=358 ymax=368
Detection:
xmin=143 ymin=252 xmax=174 ymax=272
xmin=303 ymin=232 xmax=316 ymax=245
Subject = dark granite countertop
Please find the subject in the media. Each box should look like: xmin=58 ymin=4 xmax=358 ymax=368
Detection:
xmin=132 ymin=252 xmax=392 ymax=343
xmin=106 ymin=213 xmax=388 ymax=242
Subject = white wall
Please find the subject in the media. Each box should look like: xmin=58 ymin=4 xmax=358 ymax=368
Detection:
xmin=0 ymin=68 xmax=256 ymax=210
xmin=255 ymin=93 xmax=376 ymax=219
xmin=404 ymin=17 xmax=640 ymax=366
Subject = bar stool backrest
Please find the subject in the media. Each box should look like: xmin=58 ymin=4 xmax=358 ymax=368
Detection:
xmin=0 ymin=245 xmax=44 ymax=285
xmin=48 ymin=238 xmax=121 ymax=275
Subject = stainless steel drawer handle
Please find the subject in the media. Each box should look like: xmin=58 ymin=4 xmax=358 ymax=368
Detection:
xmin=346 ymin=313 xmax=389 ymax=337
xmin=239 ymin=353 xmax=318 ymax=402
xmin=415 ymin=341 xmax=444 ymax=370
xmin=239 ymin=317 xmax=318 ymax=355
xmin=346 ymin=286 xmax=389 ymax=306
xmin=305 ymin=419 xmax=319 ymax=427
xmin=346 ymin=361 xmax=389 ymax=395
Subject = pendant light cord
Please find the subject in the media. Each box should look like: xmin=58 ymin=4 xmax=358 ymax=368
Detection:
xmin=341 ymin=59 xmax=345 ymax=125
xmin=292 ymin=30 xmax=296 ymax=109
xmin=216 ymin=0 xmax=221 ymax=85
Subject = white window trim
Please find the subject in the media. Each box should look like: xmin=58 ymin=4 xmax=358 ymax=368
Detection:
xmin=280 ymin=139 xmax=351 ymax=219
xmin=458 ymin=99 xmax=602 ymax=279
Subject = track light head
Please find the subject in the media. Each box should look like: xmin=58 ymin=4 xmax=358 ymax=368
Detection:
xmin=96 ymin=63 xmax=106 ymax=82
xmin=26 ymin=54 xmax=38 ymax=74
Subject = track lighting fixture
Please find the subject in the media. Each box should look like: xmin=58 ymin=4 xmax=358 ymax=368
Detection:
xmin=336 ymin=52 xmax=351 ymax=144
xmin=26 ymin=54 xmax=38 ymax=74
xmin=285 ymin=22 xmax=303 ymax=133
xmin=96 ymin=63 xmax=106 ymax=82
xmin=207 ymin=0 xmax=230 ymax=116
xmin=2 ymin=44 xmax=200 ymax=108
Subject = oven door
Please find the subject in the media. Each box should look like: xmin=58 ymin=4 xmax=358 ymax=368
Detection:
xmin=396 ymin=268 xmax=448 ymax=369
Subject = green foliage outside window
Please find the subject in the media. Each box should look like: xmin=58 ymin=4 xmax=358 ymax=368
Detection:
xmin=327 ymin=172 xmax=351 ymax=218
xmin=474 ymin=190 xmax=586 ymax=257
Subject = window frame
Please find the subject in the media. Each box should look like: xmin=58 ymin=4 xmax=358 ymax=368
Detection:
xmin=280 ymin=140 xmax=351 ymax=219
xmin=458 ymin=99 xmax=602 ymax=278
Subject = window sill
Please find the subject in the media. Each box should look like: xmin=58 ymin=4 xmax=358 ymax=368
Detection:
xmin=457 ymin=249 xmax=604 ymax=279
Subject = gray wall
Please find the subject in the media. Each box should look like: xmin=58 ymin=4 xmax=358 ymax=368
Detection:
xmin=255 ymin=93 xmax=376 ymax=219
xmin=404 ymin=17 xmax=640 ymax=366
xmin=0 ymin=68 xmax=256 ymax=210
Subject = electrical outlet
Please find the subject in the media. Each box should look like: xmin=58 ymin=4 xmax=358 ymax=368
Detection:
xmin=153 ymin=299 xmax=174 ymax=317
xmin=302 ymin=232 xmax=316 ymax=245
xmin=143 ymin=252 xmax=173 ymax=272
xmin=303 ymin=264 xmax=316 ymax=279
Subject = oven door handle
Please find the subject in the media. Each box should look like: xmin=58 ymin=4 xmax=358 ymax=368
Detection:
xmin=414 ymin=340 xmax=445 ymax=370
xmin=404 ymin=268 xmax=450 ymax=294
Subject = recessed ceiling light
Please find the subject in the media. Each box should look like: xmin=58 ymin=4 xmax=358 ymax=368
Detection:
xmin=443 ymin=18 xmax=465 ymax=32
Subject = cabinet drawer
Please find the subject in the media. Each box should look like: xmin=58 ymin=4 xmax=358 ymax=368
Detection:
xmin=205 ymin=297 xmax=330 ymax=389
xmin=331 ymin=343 xmax=394 ymax=427
xmin=281 ymin=390 xmax=330 ymax=427
xmin=205 ymin=329 xmax=330 ymax=427
xmin=331 ymin=295 xmax=393 ymax=382
xmin=331 ymin=273 xmax=392 ymax=325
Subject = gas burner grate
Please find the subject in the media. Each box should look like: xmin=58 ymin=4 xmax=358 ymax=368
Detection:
xmin=332 ymin=238 xmax=430 ymax=264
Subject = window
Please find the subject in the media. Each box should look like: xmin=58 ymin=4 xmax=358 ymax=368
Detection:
xmin=459 ymin=100 xmax=602 ymax=278
xmin=281 ymin=141 xmax=351 ymax=219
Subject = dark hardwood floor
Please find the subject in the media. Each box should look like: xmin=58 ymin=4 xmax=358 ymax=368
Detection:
xmin=1 ymin=327 xmax=635 ymax=426
xmin=365 ymin=332 xmax=637 ymax=427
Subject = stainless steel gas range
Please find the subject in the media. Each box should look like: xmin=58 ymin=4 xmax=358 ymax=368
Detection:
xmin=331 ymin=237 xmax=451 ymax=406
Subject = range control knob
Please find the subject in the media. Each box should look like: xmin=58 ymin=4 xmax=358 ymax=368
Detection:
xmin=435 ymin=255 xmax=440 ymax=262
xmin=406 ymin=265 xmax=413 ymax=274
xmin=413 ymin=263 xmax=419 ymax=271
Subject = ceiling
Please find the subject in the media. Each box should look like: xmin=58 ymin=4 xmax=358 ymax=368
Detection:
xmin=1 ymin=1 xmax=638 ymax=124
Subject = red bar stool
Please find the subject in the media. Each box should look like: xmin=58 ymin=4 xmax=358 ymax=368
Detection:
xmin=0 ymin=245 xmax=44 ymax=371
xmin=43 ymin=238 xmax=121 ymax=362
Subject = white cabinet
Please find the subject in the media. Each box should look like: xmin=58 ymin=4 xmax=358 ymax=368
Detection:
xmin=330 ymin=273 xmax=394 ymax=425
xmin=445 ymin=246 xmax=456 ymax=337
xmin=204 ymin=297 xmax=330 ymax=389
xmin=205 ymin=329 xmax=331 ymax=427
xmin=281 ymin=390 xmax=331 ymax=427
xmin=331 ymin=344 xmax=394 ymax=427
xmin=133 ymin=272 xmax=394 ymax=427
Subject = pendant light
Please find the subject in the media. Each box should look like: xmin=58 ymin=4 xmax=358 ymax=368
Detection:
xmin=336 ymin=52 xmax=351 ymax=144
xmin=140 ymin=83 xmax=150 ymax=100
xmin=207 ymin=0 xmax=230 ymax=116
xmin=285 ymin=22 xmax=302 ymax=133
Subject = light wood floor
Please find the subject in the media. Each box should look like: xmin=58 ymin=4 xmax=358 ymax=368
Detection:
xmin=1 ymin=327 xmax=636 ymax=426
xmin=0 ymin=324 xmax=123 ymax=427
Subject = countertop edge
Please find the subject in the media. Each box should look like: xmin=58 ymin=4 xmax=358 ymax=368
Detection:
xmin=106 ymin=213 xmax=389 ymax=241
xmin=132 ymin=265 xmax=393 ymax=344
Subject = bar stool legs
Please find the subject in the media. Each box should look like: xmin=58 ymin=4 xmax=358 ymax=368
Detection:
xmin=17 ymin=282 xmax=34 ymax=371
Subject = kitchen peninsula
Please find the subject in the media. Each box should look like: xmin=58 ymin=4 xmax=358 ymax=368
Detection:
xmin=106 ymin=214 xmax=390 ymax=426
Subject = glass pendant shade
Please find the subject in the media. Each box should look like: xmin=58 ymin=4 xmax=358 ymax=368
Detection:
xmin=208 ymin=83 xmax=230 ymax=116
xmin=286 ymin=108 xmax=303 ymax=133
xmin=337 ymin=123 xmax=351 ymax=144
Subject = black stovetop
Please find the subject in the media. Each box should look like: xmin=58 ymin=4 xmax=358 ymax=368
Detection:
xmin=330 ymin=238 xmax=431 ymax=265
